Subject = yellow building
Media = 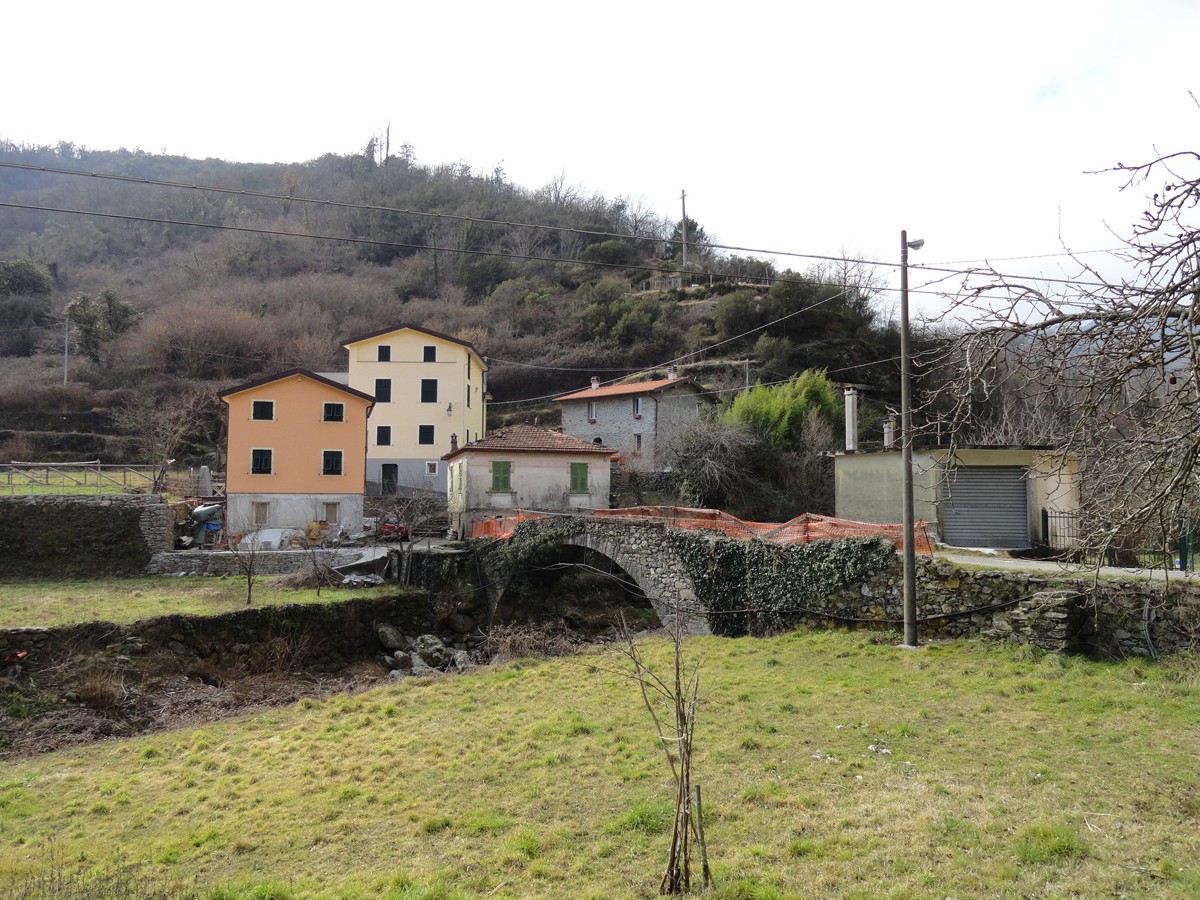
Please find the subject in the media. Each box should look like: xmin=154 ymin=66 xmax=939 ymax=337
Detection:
xmin=219 ymin=368 xmax=375 ymax=533
xmin=343 ymin=324 xmax=487 ymax=495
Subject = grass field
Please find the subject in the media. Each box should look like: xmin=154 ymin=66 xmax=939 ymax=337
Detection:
xmin=0 ymin=465 xmax=156 ymax=497
xmin=0 ymin=578 xmax=381 ymax=629
xmin=1 ymin=632 xmax=1197 ymax=898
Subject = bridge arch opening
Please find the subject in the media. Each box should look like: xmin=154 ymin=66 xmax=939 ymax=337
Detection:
xmin=491 ymin=543 xmax=661 ymax=637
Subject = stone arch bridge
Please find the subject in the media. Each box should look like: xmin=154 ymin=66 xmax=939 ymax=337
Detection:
xmin=479 ymin=516 xmax=712 ymax=635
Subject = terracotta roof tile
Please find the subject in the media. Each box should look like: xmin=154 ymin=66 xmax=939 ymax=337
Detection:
xmin=444 ymin=424 xmax=614 ymax=459
xmin=555 ymin=377 xmax=700 ymax=402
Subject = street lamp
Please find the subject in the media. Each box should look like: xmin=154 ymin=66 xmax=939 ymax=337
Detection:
xmin=900 ymin=230 xmax=923 ymax=648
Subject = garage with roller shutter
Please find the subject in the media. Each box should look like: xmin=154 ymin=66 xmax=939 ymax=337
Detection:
xmin=834 ymin=447 xmax=1080 ymax=551
xmin=941 ymin=465 xmax=1030 ymax=549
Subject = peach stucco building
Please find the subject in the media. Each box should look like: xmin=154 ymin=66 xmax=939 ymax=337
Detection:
xmin=219 ymin=368 xmax=375 ymax=533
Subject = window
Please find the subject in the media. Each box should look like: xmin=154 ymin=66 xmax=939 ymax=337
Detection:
xmin=323 ymin=402 xmax=344 ymax=422
xmin=381 ymin=464 xmax=398 ymax=494
xmin=418 ymin=424 xmax=435 ymax=445
xmin=252 ymin=400 xmax=274 ymax=421
xmin=467 ymin=356 xmax=472 ymax=379
xmin=425 ymin=461 xmax=438 ymax=477
xmin=632 ymin=397 xmax=643 ymax=417
xmin=252 ymin=502 xmax=270 ymax=526
xmin=376 ymin=425 xmax=392 ymax=446
xmin=491 ymin=460 xmax=511 ymax=492
xmin=569 ymin=462 xmax=589 ymax=493
xmin=322 ymin=450 xmax=343 ymax=476
xmin=323 ymin=502 xmax=340 ymax=523
xmin=423 ymin=345 xmax=437 ymax=362
xmin=420 ymin=378 xmax=438 ymax=403
xmin=251 ymin=448 xmax=272 ymax=474
xmin=586 ymin=400 xmax=597 ymax=423
xmin=634 ymin=434 xmax=643 ymax=453
xmin=377 ymin=345 xmax=391 ymax=362
xmin=374 ymin=378 xmax=392 ymax=402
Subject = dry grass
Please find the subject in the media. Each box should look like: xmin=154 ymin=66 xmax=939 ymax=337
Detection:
xmin=0 ymin=577 xmax=392 ymax=630
xmin=0 ymin=634 xmax=1196 ymax=898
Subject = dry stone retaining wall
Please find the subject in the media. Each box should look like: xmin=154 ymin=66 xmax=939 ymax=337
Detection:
xmin=0 ymin=494 xmax=171 ymax=577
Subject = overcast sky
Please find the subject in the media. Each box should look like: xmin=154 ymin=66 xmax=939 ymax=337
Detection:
xmin=5 ymin=1 xmax=1199 ymax=315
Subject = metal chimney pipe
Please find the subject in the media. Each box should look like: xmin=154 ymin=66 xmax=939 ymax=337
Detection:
xmin=844 ymin=387 xmax=858 ymax=452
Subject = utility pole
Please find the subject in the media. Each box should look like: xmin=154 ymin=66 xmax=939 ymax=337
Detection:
xmin=680 ymin=190 xmax=688 ymax=274
xmin=62 ymin=316 xmax=69 ymax=386
xmin=900 ymin=230 xmax=924 ymax=648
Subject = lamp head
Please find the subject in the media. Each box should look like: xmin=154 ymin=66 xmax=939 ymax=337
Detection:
xmin=906 ymin=238 xmax=925 ymax=250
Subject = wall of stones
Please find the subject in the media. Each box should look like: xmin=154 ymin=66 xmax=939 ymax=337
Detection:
xmin=0 ymin=494 xmax=171 ymax=577
xmin=828 ymin=555 xmax=1199 ymax=657
xmin=145 ymin=548 xmax=364 ymax=577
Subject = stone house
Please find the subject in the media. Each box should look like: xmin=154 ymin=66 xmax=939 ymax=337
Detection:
xmin=441 ymin=424 xmax=615 ymax=538
xmin=554 ymin=370 xmax=713 ymax=472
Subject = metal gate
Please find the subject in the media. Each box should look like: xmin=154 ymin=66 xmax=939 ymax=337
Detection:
xmin=941 ymin=466 xmax=1030 ymax=549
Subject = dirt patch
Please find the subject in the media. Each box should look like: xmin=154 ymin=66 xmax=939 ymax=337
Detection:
xmin=1 ymin=655 xmax=388 ymax=760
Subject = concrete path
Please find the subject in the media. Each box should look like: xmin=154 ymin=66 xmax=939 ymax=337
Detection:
xmin=934 ymin=550 xmax=1197 ymax=582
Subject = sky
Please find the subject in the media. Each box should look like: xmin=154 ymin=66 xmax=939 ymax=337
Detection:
xmin=5 ymin=0 xmax=1199 ymax=316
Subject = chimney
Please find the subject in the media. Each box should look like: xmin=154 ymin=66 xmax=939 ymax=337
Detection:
xmin=883 ymin=416 xmax=896 ymax=449
xmin=667 ymin=366 xmax=679 ymax=381
xmin=449 ymin=433 xmax=458 ymax=452
xmin=843 ymin=387 xmax=859 ymax=452
xmin=590 ymin=377 xmax=600 ymax=390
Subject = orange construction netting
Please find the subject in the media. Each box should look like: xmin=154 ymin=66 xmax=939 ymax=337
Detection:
xmin=469 ymin=506 xmax=933 ymax=555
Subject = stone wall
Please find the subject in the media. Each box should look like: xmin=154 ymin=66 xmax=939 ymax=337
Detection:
xmin=0 ymin=494 xmax=171 ymax=577
xmin=830 ymin=556 xmax=1199 ymax=657
xmin=145 ymin=548 xmax=364 ymax=577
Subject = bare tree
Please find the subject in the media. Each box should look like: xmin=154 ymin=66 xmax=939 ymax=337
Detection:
xmin=927 ymin=141 xmax=1200 ymax=563
xmin=113 ymin=386 xmax=224 ymax=490
xmin=619 ymin=605 xmax=711 ymax=895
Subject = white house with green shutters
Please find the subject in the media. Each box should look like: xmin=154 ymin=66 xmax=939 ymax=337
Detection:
xmin=441 ymin=424 xmax=615 ymax=537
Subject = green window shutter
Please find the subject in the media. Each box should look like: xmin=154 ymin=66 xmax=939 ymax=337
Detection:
xmin=570 ymin=462 xmax=589 ymax=493
xmin=491 ymin=460 xmax=511 ymax=492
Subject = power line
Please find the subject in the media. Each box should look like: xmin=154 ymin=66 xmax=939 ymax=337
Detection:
xmin=0 ymin=159 xmax=1123 ymax=290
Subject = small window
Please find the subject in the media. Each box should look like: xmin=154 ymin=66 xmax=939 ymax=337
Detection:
xmin=421 ymin=379 xmax=438 ymax=403
xmin=634 ymin=434 xmax=643 ymax=453
xmin=251 ymin=448 xmax=272 ymax=474
xmin=491 ymin=460 xmax=511 ymax=492
xmin=323 ymin=402 xmax=344 ymax=422
xmin=323 ymin=502 xmax=340 ymax=523
xmin=377 ymin=345 xmax=391 ymax=362
xmin=376 ymin=425 xmax=392 ymax=446
xmin=423 ymin=345 xmax=437 ymax=362
xmin=569 ymin=462 xmax=589 ymax=493
xmin=425 ymin=461 xmax=438 ymax=477
xmin=418 ymin=424 xmax=435 ymax=445
xmin=252 ymin=400 xmax=274 ymax=421
xmin=587 ymin=400 xmax=597 ymax=422
xmin=632 ymin=397 xmax=643 ymax=417
xmin=322 ymin=450 xmax=343 ymax=476
xmin=375 ymin=378 xmax=392 ymax=403
xmin=252 ymin=502 xmax=270 ymax=526
xmin=467 ymin=356 xmax=472 ymax=379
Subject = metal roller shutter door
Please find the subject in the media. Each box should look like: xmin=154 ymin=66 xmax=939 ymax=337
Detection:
xmin=941 ymin=466 xmax=1030 ymax=549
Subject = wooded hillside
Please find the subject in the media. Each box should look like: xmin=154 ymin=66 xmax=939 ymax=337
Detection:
xmin=0 ymin=138 xmax=902 ymax=466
